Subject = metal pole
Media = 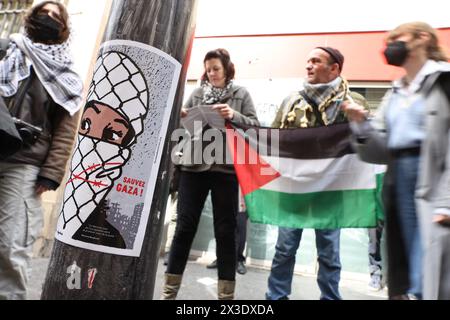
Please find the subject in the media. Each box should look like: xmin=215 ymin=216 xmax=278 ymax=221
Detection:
xmin=41 ymin=0 xmax=197 ymax=300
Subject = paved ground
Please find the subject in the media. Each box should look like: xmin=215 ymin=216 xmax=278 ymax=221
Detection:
xmin=29 ymin=256 xmax=387 ymax=300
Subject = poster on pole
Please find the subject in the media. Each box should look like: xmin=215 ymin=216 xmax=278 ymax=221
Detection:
xmin=55 ymin=40 xmax=181 ymax=257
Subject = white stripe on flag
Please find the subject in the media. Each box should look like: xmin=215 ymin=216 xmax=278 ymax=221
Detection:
xmin=260 ymin=154 xmax=383 ymax=194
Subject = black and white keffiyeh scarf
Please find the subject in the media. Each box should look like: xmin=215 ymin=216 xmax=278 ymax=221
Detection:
xmin=201 ymin=80 xmax=233 ymax=104
xmin=0 ymin=33 xmax=83 ymax=116
xmin=301 ymin=76 xmax=350 ymax=125
xmin=302 ymin=76 xmax=344 ymax=108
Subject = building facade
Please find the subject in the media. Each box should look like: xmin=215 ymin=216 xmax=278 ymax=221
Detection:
xmin=3 ymin=0 xmax=449 ymax=279
xmin=185 ymin=0 xmax=450 ymax=278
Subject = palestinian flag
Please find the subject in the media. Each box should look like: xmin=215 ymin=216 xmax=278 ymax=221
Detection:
xmin=226 ymin=122 xmax=384 ymax=229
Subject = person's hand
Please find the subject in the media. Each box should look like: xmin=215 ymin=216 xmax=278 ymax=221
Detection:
xmin=433 ymin=214 xmax=450 ymax=227
xmin=341 ymin=101 xmax=369 ymax=123
xmin=213 ymin=104 xmax=235 ymax=120
xmin=35 ymin=184 xmax=51 ymax=196
xmin=180 ymin=108 xmax=188 ymax=118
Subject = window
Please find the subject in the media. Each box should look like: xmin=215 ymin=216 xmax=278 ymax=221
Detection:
xmin=0 ymin=0 xmax=34 ymax=38
xmin=350 ymin=87 xmax=390 ymax=114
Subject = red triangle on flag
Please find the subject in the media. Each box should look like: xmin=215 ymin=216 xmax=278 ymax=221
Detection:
xmin=226 ymin=124 xmax=280 ymax=196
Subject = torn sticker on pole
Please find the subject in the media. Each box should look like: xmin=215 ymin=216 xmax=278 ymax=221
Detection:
xmin=87 ymin=268 xmax=98 ymax=289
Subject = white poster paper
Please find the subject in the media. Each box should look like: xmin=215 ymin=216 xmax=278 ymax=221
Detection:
xmin=180 ymin=105 xmax=225 ymax=136
xmin=55 ymin=40 xmax=181 ymax=257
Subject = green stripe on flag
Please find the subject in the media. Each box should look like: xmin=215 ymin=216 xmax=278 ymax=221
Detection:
xmin=375 ymin=173 xmax=385 ymax=222
xmin=245 ymin=188 xmax=379 ymax=229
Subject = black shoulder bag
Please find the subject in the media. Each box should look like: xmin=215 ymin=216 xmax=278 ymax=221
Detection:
xmin=8 ymin=70 xmax=43 ymax=146
xmin=0 ymin=97 xmax=22 ymax=159
xmin=0 ymin=73 xmax=42 ymax=159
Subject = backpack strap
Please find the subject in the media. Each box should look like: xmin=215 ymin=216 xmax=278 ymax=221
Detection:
xmin=298 ymin=91 xmax=325 ymax=126
xmin=421 ymin=71 xmax=450 ymax=104
xmin=438 ymin=71 xmax=450 ymax=105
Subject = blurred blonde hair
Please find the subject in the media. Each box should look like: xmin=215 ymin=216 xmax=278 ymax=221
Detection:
xmin=387 ymin=21 xmax=449 ymax=62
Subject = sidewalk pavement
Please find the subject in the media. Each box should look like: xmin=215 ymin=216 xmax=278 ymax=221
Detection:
xmin=29 ymin=256 xmax=387 ymax=300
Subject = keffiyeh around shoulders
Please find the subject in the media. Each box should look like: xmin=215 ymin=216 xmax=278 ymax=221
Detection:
xmin=0 ymin=33 xmax=83 ymax=116
xmin=201 ymin=80 xmax=233 ymax=104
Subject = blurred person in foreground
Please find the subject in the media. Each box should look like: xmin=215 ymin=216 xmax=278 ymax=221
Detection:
xmin=343 ymin=21 xmax=450 ymax=300
xmin=0 ymin=1 xmax=83 ymax=300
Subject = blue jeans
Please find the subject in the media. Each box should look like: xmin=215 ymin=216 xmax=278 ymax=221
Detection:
xmin=394 ymin=155 xmax=422 ymax=298
xmin=266 ymin=227 xmax=342 ymax=300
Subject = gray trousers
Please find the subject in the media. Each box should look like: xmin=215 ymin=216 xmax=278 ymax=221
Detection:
xmin=0 ymin=163 xmax=43 ymax=300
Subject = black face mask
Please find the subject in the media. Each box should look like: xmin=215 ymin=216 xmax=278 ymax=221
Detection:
xmin=383 ymin=41 xmax=409 ymax=66
xmin=28 ymin=14 xmax=62 ymax=43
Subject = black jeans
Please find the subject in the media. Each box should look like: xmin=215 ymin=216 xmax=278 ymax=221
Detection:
xmin=167 ymin=171 xmax=238 ymax=281
xmin=236 ymin=210 xmax=248 ymax=263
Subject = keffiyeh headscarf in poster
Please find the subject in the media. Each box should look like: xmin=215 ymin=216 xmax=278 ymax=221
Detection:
xmin=58 ymin=51 xmax=149 ymax=248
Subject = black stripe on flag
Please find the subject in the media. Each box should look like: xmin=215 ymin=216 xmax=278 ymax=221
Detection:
xmin=229 ymin=122 xmax=355 ymax=160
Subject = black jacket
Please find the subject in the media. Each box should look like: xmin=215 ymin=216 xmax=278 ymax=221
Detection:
xmin=2 ymin=68 xmax=80 ymax=189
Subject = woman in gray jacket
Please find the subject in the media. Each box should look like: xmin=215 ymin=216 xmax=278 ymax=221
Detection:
xmin=343 ymin=22 xmax=450 ymax=300
xmin=163 ymin=48 xmax=259 ymax=300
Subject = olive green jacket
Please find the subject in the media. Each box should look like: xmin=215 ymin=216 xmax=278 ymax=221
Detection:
xmin=272 ymin=90 xmax=368 ymax=128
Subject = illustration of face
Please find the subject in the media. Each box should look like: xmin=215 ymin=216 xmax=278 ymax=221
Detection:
xmin=79 ymin=102 xmax=135 ymax=146
xmin=58 ymin=51 xmax=149 ymax=236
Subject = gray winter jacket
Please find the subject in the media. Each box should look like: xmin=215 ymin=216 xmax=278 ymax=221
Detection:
xmin=177 ymin=84 xmax=259 ymax=174
xmin=353 ymin=63 xmax=450 ymax=300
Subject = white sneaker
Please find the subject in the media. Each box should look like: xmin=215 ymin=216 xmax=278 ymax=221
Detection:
xmin=368 ymin=275 xmax=383 ymax=291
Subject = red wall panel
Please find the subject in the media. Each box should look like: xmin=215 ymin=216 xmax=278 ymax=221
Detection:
xmin=187 ymin=29 xmax=450 ymax=82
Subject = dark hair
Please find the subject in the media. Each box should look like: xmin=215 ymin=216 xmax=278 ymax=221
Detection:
xmin=24 ymin=1 xmax=70 ymax=44
xmin=201 ymin=48 xmax=235 ymax=83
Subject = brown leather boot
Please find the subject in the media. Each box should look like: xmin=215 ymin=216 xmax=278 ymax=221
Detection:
xmin=161 ymin=273 xmax=183 ymax=300
xmin=218 ymin=280 xmax=235 ymax=300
